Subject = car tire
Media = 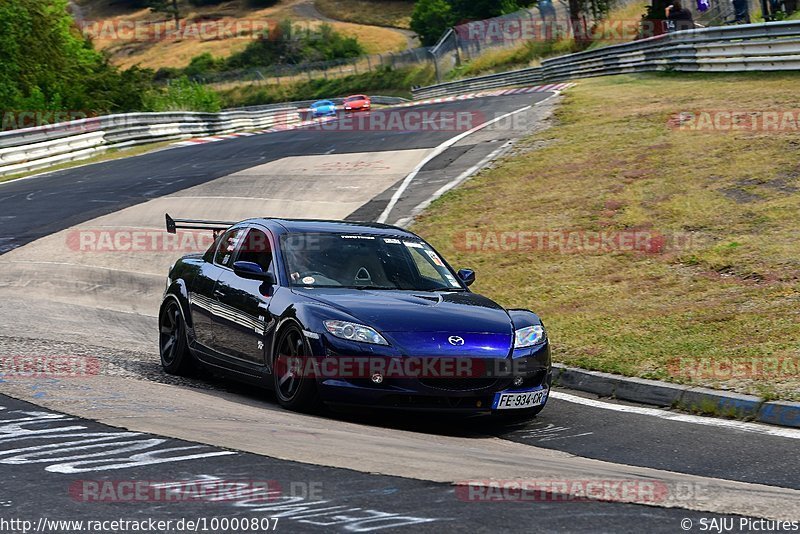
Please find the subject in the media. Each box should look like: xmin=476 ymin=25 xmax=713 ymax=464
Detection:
xmin=159 ymin=300 xmax=195 ymax=376
xmin=273 ymin=324 xmax=321 ymax=413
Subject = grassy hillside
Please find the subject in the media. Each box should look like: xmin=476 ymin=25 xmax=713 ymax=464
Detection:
xmin=446 ymin=1 xmax=649 ymax=80
xmin=76 ymin=0 xmax=409 ymax=70
xmin=219 ymin=64 xmax=434 ymax=105
xmin=315 ymin=0 xmax=414 ymax=29
xmin=412 ymin=72 xmax=800 ymax=401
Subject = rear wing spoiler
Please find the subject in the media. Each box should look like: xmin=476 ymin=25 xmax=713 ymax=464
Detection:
xmin=165 ymin=213 xmax=235 ymax=238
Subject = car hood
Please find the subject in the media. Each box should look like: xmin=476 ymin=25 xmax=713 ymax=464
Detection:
xmin=294 ymin=288 xmax=513 ymax=333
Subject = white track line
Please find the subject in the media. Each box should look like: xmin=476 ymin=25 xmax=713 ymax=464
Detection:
xmin=376 ymin=104 xmax=533 ymax=224
xmin=551 ymin=391 xmax=800 ymax=440
xmin=378 ymin=92 xmax=560 ymax=225
xmin=393 ymin=140 xmax=513 ymax=228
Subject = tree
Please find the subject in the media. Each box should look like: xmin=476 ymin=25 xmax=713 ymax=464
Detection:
xmin=0 ymin=0 xmax=154 ymax=114
xmin=410 ymin=0 xmax=455 ymax=46
xmin=224 ymin=20 xmax=364 ymax=69
xmin=449 ymin=0 xmax=536 ymax=21
xmin=147 ymin=0 xmax=181 ymax=24
xmin=411 ymin=0 xmax=542 ymax=45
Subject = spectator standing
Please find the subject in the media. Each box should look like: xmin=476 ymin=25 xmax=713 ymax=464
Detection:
xmin=665 ymin=0 xmax=695 ymax=31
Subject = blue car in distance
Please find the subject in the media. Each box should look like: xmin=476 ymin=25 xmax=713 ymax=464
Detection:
xmin=310 ymin=99 xmax=337 ymax=118
xmin=160 ymin=215 xmax=552 ymax=418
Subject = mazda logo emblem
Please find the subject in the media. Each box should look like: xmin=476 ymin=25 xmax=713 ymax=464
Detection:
xmin=448 ymin=336 xmax=465 ymax=346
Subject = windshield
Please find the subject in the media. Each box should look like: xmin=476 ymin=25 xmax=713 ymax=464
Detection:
xmin=345 ymin=96 xmax=363 ymax=102
xmin=281 ymin=232 xmax=463 ymax=291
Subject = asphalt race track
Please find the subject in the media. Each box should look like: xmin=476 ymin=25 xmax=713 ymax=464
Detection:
xmin=1 ymin=92 xmax=799 ymax=533
xmin=0 ymin=93 xmax=547 ymax=253
xmin=0 ymin=395 xmax=736 ymax=533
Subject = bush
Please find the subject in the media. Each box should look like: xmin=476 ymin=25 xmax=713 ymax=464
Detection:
xmin=187 ymin=0 xmax=227 ymax=5
xmin=184 ymin=52 xmax=225 ymax=78
xmin=144 ymin=77 xmax=222 ymax=112
xmin=224 ymin=20 xmax=364 ymax=70
xmin=219 ymin=65 xmax=435 ymax=107
xmin=410 ymin=0 xmax=454 ymax=46
xmin=246 ymin=0 xmax=280 ymax=6
xmin=0 ymin=0 xmax=210 ymax=115
xmin=411 ymin=0 xmax=538 ymax=45
xmin=0 ymin=0 xmax=112 ymax=112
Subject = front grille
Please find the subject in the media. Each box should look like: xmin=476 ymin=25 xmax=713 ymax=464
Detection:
xmin=419 ymin=377 xmax=498 ymax=391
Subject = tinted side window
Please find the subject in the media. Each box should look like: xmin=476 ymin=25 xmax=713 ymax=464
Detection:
xmin=203 ymin=230 xmax=224 ymax=262
xmin=214 ymin=228 xmax=244 ymax=267
xmin=236 ymin=228 xmax=274 ymax=273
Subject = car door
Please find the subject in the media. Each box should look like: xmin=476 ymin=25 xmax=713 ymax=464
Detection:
xmin=188 ymin=227 xmax=244 ymax=351
xmin=211 ymin=225 xmax=278 ymax=367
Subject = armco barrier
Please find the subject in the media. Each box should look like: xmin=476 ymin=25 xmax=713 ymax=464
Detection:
xmin=412 ymin=20 xmax=800 ymax=99
xmin=229 ymin=95 xmax=409 ymax=113
xmin=0 ymin=107 xmax=299 ymax=178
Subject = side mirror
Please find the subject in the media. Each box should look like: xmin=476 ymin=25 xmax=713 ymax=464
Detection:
xmin=457 ymin=268 xmax=476 ymax=287
xmin=233 ymin=261 xmax=275 ymax=284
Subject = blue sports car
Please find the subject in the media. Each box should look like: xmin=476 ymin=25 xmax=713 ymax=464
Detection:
xmin=160 ymin=215 xmax=551 ymax=417
xmin=310 ymin=99 xmax=337 ymax=118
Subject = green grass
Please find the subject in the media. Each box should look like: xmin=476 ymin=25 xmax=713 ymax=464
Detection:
xmin=411 ymin=72 xmax=800 ymax=401
xmin=447 ymin=2 xmax=649 ymax=80
xmin=219 ymin=64 xmax=435 ymax=106
xmin=446 ymin=40 xmax=580 ymax=80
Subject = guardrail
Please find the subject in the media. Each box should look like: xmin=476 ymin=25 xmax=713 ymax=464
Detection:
xmin=0 ymin=107 xmax=299 ymax=178
xmin=412 ymin=20 xmax=800 ymax=99
xmin=228 ymin=95 xmax=409 ymax=113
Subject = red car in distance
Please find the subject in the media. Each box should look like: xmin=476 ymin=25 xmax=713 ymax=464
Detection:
xmin=343 ymin=94 xmax=371 ymax=112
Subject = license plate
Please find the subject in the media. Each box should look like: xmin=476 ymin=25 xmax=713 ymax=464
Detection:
xmin=492 ymin=388 xmax=549 ymax=410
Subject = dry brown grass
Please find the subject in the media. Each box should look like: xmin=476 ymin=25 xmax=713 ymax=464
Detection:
xmin=78 ymin=0 xmax=407 ymax=70
xmin=412 ymin=73 xmax=800 ymax=400
xmin=323 ymin=21 xmax=407 ymax=53
xmin=314 ymin=0 xmax=413 ymax=29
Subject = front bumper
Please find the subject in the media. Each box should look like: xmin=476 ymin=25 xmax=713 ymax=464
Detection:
xmin=307 ymin=333 xmax=552 ymax=413
xmin=320 ymin=373 xmax=551 ymax=413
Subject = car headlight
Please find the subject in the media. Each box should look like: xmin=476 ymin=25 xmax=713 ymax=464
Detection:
xmin=324 ymin=320 xmax=388 ymax=345
xmin=514 ymin=325 xmax=545 ymax=348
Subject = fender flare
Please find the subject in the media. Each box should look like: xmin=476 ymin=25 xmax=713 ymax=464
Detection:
xmin=162 ymin=280 xmax=192 ymax=330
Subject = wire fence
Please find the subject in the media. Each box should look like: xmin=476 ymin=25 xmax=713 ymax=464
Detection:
xmin=197 ymin=0 xmax=762 ymax=90
xmin=197 ymin=47 xmax=433 ymax=89
xmin=693 ymin=0 xmax=762 ymax=26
